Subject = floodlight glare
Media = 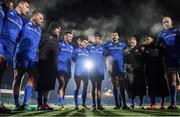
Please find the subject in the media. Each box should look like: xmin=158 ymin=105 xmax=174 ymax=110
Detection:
xmin=84 ymin=60 xmax=93 ymax=70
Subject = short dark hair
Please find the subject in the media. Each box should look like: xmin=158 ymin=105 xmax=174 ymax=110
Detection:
xmin=64 ymin=31 xmax=72 ymax=35
xmin=80 ymin=35 xmax=89 ymax=41
xmin=112 ymin=29 xmax=120 ymax=34
xmin=32 ymin=9 xmax=43 ymax=16
xmin=16 ymin=0 xmax=30 ymax=6
xmin=94 ymin=32 xmax=102 ymax=38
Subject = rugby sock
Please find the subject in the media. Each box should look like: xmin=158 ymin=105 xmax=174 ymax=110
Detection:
xmin=161 ymin=96 xmax=165 ymax=105
xmin=113 ymin=88 xmax=119 ymax=106
xmin=43 ymin=98 xmax=48 ymax=104
xmin=139 ymin=96 xmax=144 ymax=106
xmin=150 ymin=97 xmax=155 ymax=105
xmin=14 ymin=94 xmax=19 ymax=106
xmin=117 ymin=87 xmax=122 ymax=106
xmin=23 ymin=85 xmax=33 ymax=104
xmin=97 ymin=98 xmax=101 ymax=106
xmin=119 ymin=87 xmax=126 ymax=106
xmin=92 ymin=97 xmax=96 ymax=106
xmin=170 ymin=85 xmax=176 ymax=105
xmin=74 ymin=89 xmax=79 ymax=107
xmin=92 ymin=89 xmax=96 ymax=106
xmin=131 ymin=96 xmax=135 ymax=106
xmin=37 ymin=92 xmax=43 ymax=106
xmin=58 ymin=97 xmax=64 ymax=106
xmin=82 ymin=90 xmax=87 ymax=106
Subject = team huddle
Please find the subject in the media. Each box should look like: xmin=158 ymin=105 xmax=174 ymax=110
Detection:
xmin=0 ymin=0 xmax=180 ymax=112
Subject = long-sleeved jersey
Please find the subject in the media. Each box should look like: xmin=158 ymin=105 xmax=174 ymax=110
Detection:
xmin=72 ymin=47 xmax=90 ymax=79
xmin=0 ymin=6 xmax=4 ymax=34
xmin=1 ymin=9 xmax=23 ymax=42
xmin=87 ymin=44 xmax=106 ymax=79
xmin=157 ymin=27 xmax=180 ymax=61
xmin=0 ymin=6 xmax=4 ymax=55
xmin=104 ymin=40 xmax=127 ymax=76
xmin=58 ymin=40 xmax=74 ymax=77
xmin=0 ymin=9 xmax=23 ymax=64
xmin=13 ymin=21 xmax=42 ymax=69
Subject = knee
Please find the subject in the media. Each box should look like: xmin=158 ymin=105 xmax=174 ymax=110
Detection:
xmin=83 ymin=86 xmax=88 ymax=92
xmin=167 ymin=71 xmax=177 ymax=85
xmin=27 ymin=79 xmax=35 ymax=87
xmin=74 ymin=85 xmax=80 ymax=91
xmin=58 ymin=81 xmax=63 ymax=89
xmin=97 ymin=86 xmax=101 ymax=91
xmin=97 ymin=83 xmax=102 ymax=91
xmin=92 ymin=86 xmax=96 ymax=92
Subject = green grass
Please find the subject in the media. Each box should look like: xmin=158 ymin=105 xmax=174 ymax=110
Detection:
xmin=1 ymin=105 xmax=180 ymax=116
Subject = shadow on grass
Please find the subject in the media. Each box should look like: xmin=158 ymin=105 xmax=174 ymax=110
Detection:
xmin=0 ymin=110 xmax=26 ymax=116
xmin=2 ymin=108 xmax=180 ymax=116
xmin=94 ymin=109 xmax=125 ymax=116
xmin=54 ymin=109 xmax=75 ymax=116
xmin=68 ymin=109 xmax=88 ymax=116
xmin=127 ymin=108 xmax=180 ymax=116
xmin=7 ymin=110 xmax=54 ymax=116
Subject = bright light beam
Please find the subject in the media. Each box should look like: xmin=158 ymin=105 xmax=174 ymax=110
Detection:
xmin=84 ymin=60 xmax=93 ymax=70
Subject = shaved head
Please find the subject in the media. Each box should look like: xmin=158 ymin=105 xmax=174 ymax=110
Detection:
xmin=162 ymin=17 xmax=172 ymax=23
xmin=162 ymin=17 xmax=173 ymax=29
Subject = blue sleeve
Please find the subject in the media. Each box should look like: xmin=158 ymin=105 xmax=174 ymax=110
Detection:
xmin=71 ymin=49 xmax=76 ymax=62
xmin=70 ymin=46 xmax=74 ymax=60
xmin=18 ymin=24 xmax=29 ymax=41
xmin=122 ymin=41 xmax=128 ymax=50
xmin=21 ymin=17 xmax=29 ymax=26
xmin=103 ymin=42 xmax=109 ymax=56
xmin=86 ymin=45 xmax=90 ymax=51
xmin=58 ymin=42 xmax=62 ymax=52
xmin=156 ymin=32 xmax=163 ymax=46
xmin=0 ymin=10 xmax=4 ymax=33
xmin=0 ymin=7 xmax=5 ymax=18
xmin=6 ymin=10 xmax=16 ymax=22
xmin=103 ymin=41 xmax=110 ymax=48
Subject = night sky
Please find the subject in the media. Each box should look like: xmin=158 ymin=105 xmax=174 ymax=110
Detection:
xmin=31 ymin=0 xmax=180 ymax=40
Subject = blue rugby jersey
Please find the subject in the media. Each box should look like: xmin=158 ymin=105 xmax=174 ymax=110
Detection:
xmin=1 ymin=9 xmax=23 ymax=43
xmin=58 ymin=40 xmax=74 ymax=73
xmin=157 ymin=27 xmax=180 ymax=61
xmin=14 ymin=21 xmax=42 ymax=61
xmin=104 ymin=40 xmax=127 ymax=74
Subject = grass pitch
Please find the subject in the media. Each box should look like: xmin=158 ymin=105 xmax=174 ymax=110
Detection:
xmin=0 ymin=105 xmax=180 ymax=116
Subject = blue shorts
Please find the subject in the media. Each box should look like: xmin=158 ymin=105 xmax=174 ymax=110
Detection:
xmin=90 ymin=66 xmax=104 ymax=80
xmin=74 ymin=64 xmax=89 ymax=79
xmin=165 ymin=58 xmax=180 ymax=72
xmin=1 ymin=37 xmax=16 ymax=65
xmin=111 ymin=62 xmax=125 ymax=78
xmin=57 ymin=62 xmax=71 ymax=78
xmin=57 ymin=70 xmax=71 ymax=79
xmin=13 ymin=52 xmax=38 ymax=70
